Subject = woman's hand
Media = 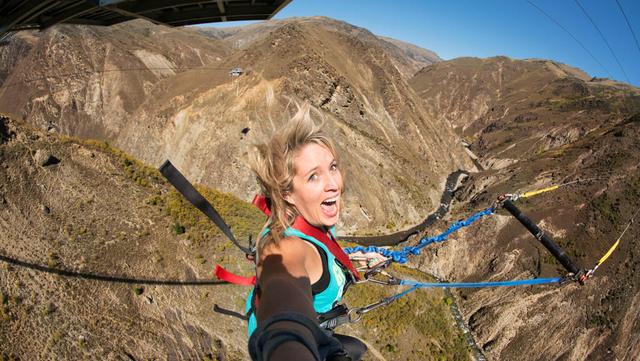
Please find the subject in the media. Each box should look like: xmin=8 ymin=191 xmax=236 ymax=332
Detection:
xmin=348 ymin=251 xmax=389 ymax=269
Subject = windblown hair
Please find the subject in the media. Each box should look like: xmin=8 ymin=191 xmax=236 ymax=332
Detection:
xmin=249 ymin=103 xmax=338 ymax=251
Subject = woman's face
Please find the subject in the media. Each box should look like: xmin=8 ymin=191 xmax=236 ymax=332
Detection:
xmin=286 ymin=142 xmax=343 ymax=228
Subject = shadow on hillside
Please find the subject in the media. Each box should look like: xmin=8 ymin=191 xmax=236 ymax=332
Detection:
xmin=0 ymin=253 xmax=228 ymax=286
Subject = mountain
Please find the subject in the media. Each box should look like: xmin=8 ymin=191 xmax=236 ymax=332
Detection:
xmin=195 ymin=16 xmax=441 ymax=78
xmin=0 ymin=20 xmax=231 ymax=139
xmin=0 ymin=17 xmax=470 ymax=235
xmin=410 ymin=56 xmax=639 ymax=168
xmin=377 ymin=35 xmax=441 ymax=75
xmin=410 ymin=56 xmax=640 ymax=360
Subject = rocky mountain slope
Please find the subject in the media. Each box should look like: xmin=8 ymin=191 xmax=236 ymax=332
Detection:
xmin=0 ymin=115 xmax=468 ymax=360
xmin=0 ymin=18 xmax=470 ymax=234
xmin=410 ymin=56 xmax=639 ymax=169
xmin=195 ymin=16 xmax=441 ymax=78
xmin=0 ymin=20 xmax=231 ymax=138
xmin=410 ymin=56 xmax=640 ymax=360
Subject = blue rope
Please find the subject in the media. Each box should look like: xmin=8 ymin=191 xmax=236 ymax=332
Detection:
xmin=389 ymin=285 xmax=420 ymax=301
xmin=399 ymin=277 xmax=562 ymax=288
xmin=344 ymin=206 xmax=495 ymax=263
xmin=382 ymin=277 xmax=562 ymax=303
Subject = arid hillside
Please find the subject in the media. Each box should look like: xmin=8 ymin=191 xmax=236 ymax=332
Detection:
xmin=0 ymin=20 xmax=231 ymax=139
xmin=195 ymin=16 xmax=441 ymax=78
xmin=409 ymin=56 xmax=640 ymax=360
xmin=0 ymin=18 xmax=471 ymax=234
xmin=0 ymin=115 xmax=469 ymax=360
xmin=411 ymin=56 xmax=640 ymax=169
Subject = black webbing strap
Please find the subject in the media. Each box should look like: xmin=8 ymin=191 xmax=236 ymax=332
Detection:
xmin=318 ymin=304 xmax=350 ymax=330
xmin=158 ymin=160 xmax=252 ymax=255
xmin=213 ymin=304 xmax=250 ymax=321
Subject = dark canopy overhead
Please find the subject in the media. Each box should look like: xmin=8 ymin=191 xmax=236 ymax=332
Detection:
xmin=0 ymin=0 xmax=291 ymax=39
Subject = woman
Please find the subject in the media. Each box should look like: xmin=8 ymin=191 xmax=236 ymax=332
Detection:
xmin=246 ymin=104 xmax=379 ymax=361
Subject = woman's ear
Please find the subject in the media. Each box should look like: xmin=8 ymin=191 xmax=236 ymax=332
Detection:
xmin=284 ymin=192 xmax=295 ymax=206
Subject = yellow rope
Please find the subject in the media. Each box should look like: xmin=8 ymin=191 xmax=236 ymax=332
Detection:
xmin=588 ymin=208 xmax=639 ymax=276
xmin=520 ymin=185 xmax=560 ymax=199
xmin=596 ymin=237 xmax=621 ymax=266
xmin=518 ymin=176 xmax=605 ymax=200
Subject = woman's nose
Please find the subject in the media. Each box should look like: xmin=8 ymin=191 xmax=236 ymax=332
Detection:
xmin=325 ymin=172 xmax=340 ymax=191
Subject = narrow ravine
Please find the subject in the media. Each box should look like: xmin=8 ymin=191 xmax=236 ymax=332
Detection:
xmin=339 ymin=170 xmax=469 ymax=246
xmin=444 ymin=287 xmax=487 ymax=361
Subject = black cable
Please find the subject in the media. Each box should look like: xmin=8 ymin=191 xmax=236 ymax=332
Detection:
xmin=0 ymin=253 xmax=227 ymax=286
xmin=615 ymin=0 xmax=640 ymax=56
xmin=574 ymin=0 xmax=631 ymax=83
xmin=527 ymin=0 xmax=613 ymax=79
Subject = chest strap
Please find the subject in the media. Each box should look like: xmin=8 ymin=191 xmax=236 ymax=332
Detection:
xmin=289 ymin=215 xmax=361 ymax=282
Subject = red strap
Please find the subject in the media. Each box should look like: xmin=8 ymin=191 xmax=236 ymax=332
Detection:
xmin=292 ymin=216 xmax=361 ymax=281
xmin=215 ymin=265 xmax=256 ymax=286
xmin=251 ymin=194 xmax=360 ymax=281
xmin=252 ymin=194 xmax=271 ymax=216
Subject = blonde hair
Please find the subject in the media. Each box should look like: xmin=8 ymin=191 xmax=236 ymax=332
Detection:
xmin=249 ymin=103 xmax=338 ymax=251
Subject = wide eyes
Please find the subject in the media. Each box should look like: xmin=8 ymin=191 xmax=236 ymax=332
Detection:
xmin=307 ymin=161 xmax=338 ymax=182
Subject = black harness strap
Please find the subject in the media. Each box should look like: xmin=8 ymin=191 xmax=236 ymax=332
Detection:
xmin=502 ymin=199 xmax=581 ymax=275
xmin=158 ymin=160 xmax=252 ymax=255
xmin=214 ymin=304 xmax=249 ymax=321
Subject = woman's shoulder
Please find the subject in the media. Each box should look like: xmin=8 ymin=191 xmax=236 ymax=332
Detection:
xmin=260 ymin=235 xmax=315 ymax=259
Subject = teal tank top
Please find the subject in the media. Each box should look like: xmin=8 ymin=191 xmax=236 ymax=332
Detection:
xmin=245 ymin=226 xmax=348 ymax=336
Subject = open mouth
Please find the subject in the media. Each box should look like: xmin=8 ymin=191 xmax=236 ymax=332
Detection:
xmin=320 ymin=197 xmax=339 ymax=217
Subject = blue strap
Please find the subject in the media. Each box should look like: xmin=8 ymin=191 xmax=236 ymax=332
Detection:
xmin=381 ymin=277 xmax=562 ymax=303
xmin=344 ymin=207 xmax=495 ymax=263
xmin=399 ymin=277 xmax=562 ymax=288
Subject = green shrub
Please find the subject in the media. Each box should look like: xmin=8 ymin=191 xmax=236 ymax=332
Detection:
xmin=172 ymin=223 xmax=186 ymax=235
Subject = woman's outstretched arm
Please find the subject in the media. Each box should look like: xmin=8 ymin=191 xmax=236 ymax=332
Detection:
xmin=249 ymin=237 xmax=342 ymax=361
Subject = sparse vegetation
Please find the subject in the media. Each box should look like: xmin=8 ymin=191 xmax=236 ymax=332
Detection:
xmin=172 ymin=223 xmax=186 ymax=235
xmin=591 ymin=194 xmax=622 ymax=225
xmin=195 ymin=254 xmax=206 ymax=264
xmin=385 ymin=220 xmax=396 ymax=230
xmin=0 ymin=353 xmax=20 ymax=361
xmin=344 ymin=264 xmax=470 ymax=360
xmin=60 ymin=136 xmax=163 ymax=188
xmin=158 ymin=186 xmax=266 ymax=247
xmin=0 ymin=292 xmax=10 ymax=322
xmin=43 ymin=302 xmax=56 ymax=315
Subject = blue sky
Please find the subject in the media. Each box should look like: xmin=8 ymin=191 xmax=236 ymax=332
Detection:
xmin=207 ymin=0 xmax=640 ymax=87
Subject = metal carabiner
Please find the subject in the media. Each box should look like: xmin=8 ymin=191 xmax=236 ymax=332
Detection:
xmin=347 ymin=308 xmax=363 ymax=323
xmin=348 ymin=297 xmax=393 ymax=323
